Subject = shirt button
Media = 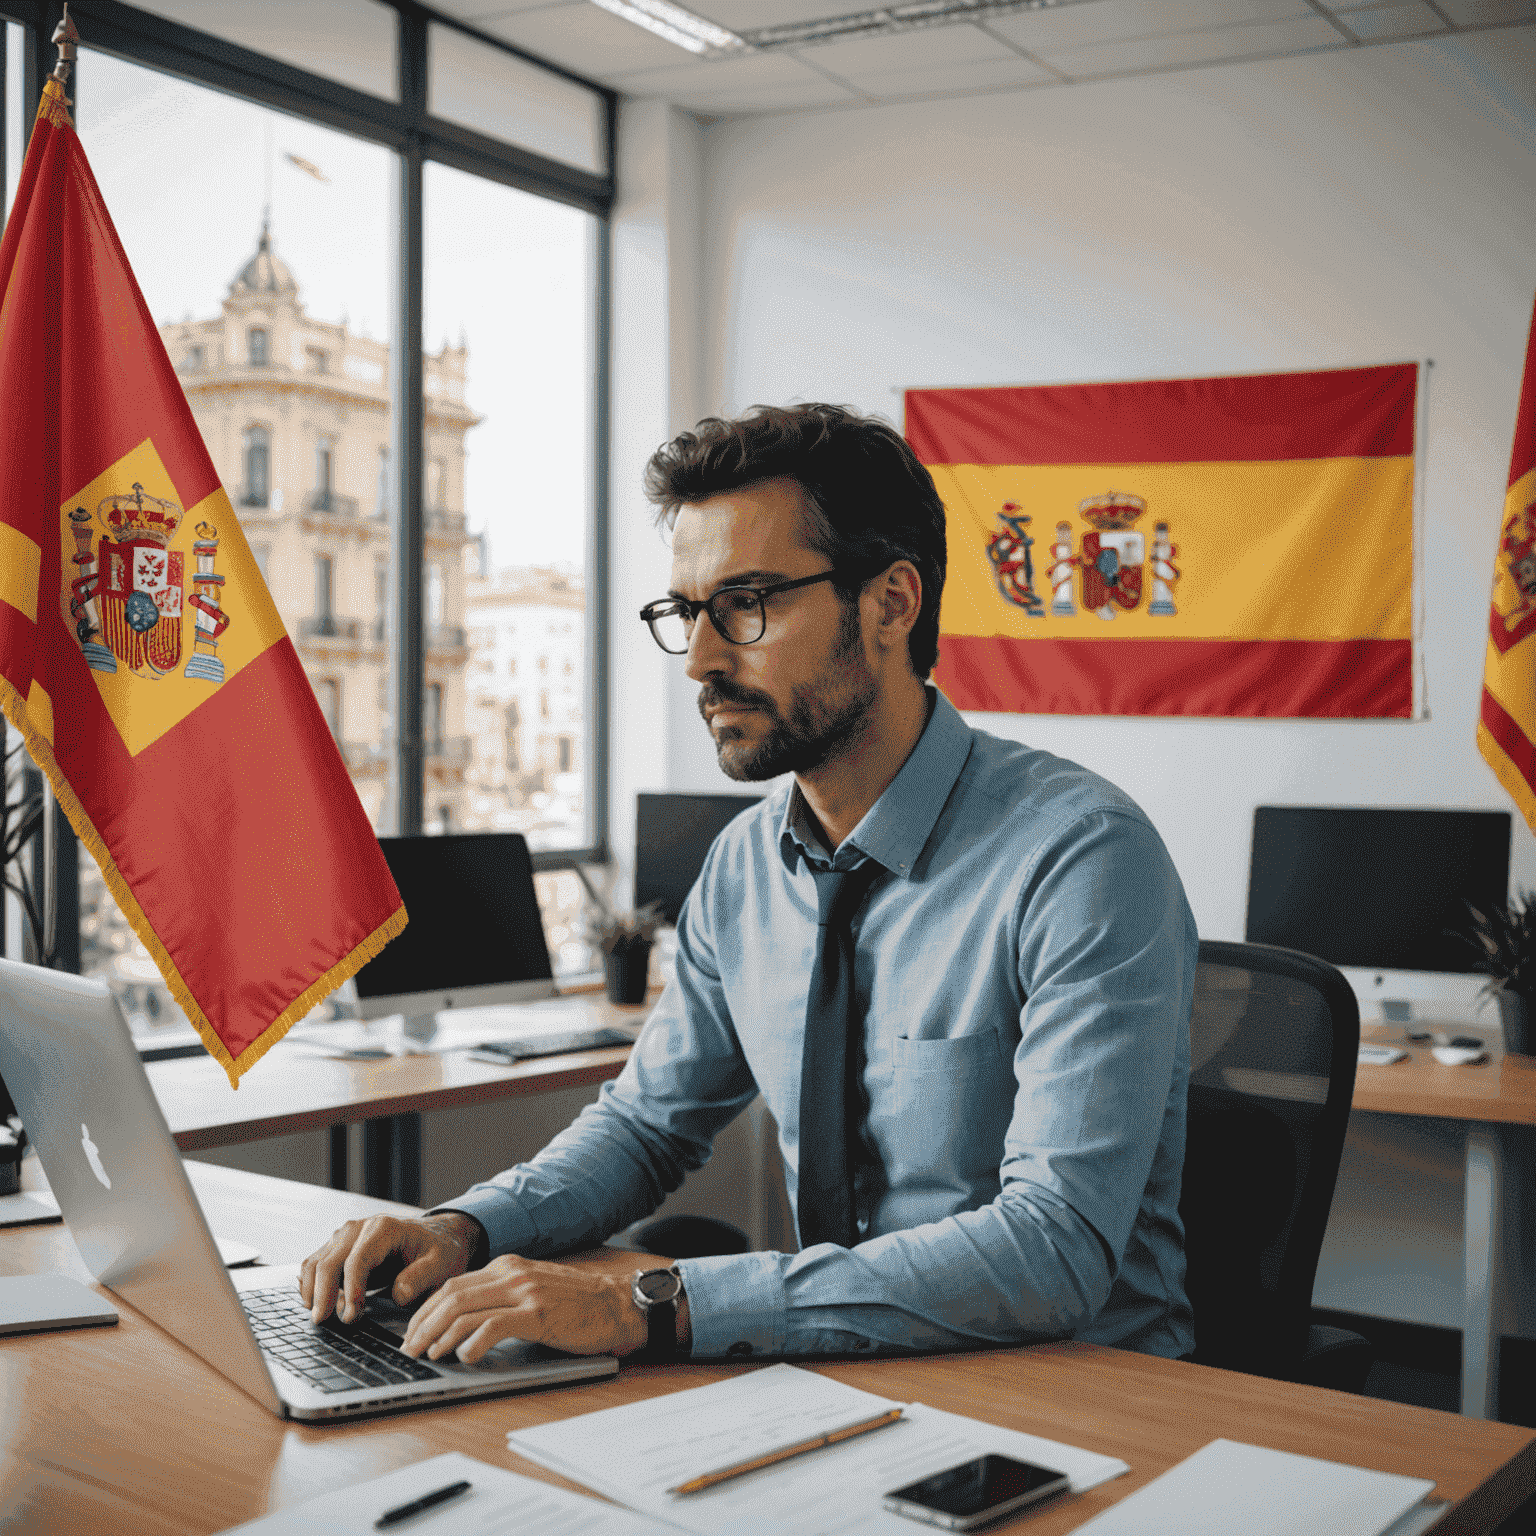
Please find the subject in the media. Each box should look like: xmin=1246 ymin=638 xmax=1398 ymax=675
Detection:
xmin=727 ymin=1341 xmax=753 ymax=1357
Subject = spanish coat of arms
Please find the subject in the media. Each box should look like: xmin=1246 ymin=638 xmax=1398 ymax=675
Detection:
xmin=66 ymin=482 xmax=232 ymax=682
xmin=989 ymin=492 xmax=1180 ymax=620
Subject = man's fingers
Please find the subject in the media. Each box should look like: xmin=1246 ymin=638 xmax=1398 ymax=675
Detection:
xmin=402 ymin=1273 xmax=515 ymax=1355
xmin=436 ymin=1311 xmax=527 ymax=1366
xmin=338 ymin=1218 xmax=407 ymax=1323
xmin=306 ymin=1223 xmax=363 ymax=1322
xmin=393 ymin=1249 xmax=452 ymax=1307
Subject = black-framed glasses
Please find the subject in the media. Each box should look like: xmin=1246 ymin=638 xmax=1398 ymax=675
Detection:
xmin=639 ymin=570 xmax=840 ymax=654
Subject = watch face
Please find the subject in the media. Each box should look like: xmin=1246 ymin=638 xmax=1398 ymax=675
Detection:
xmin=636 ymin=1268 xmax=681 ymax=1304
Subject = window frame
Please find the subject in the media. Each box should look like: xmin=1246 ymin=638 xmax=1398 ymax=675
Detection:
xmin=0 ymin=0 xmax=614 ymax=892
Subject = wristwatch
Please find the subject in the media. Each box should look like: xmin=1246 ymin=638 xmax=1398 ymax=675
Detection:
xmin=631 ymin=1265 xmax=684 ymax=1358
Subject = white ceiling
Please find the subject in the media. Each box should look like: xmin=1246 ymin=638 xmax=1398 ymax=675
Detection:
xmin=427 ymin=0 xmax=1536 ymax=119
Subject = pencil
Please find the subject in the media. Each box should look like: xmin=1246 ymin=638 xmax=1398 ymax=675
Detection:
xmin=667 ymin=1406 xmax=905 ymax=1495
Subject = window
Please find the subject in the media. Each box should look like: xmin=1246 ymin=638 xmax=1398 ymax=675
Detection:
xmin=314 ymin=438 xmax=334 ymax=510
xmin=242 ymin=426 xmax=270 ymax=508
xmin=427 ymin=563 xmax=444 ymax=629
xmin=315 ymin=678 xmax=341 ymax=740
xmin=25 ymin=9 xmax=611 ymax=1002
xmin=314 ymin=555 xmax=334 ymax=624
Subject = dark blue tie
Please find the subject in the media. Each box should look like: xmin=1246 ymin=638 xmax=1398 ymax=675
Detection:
xmin=797 ymin=860 xmax=883 ymax=1250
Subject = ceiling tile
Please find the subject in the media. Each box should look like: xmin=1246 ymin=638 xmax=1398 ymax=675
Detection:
xmin=797 ymin=21 xmax=1020 ymax=74
xmin=652 ymin=77 xmax=862 ymax=113
xmin=610 ymin=49 xmax=839 ymax=92
xmin=1432 ymin=0 xmax=1536 ymax=20
xmin=691 ymin=1 xmax=854 ymax=26
xmin=431 ymin=0 xmax=580 ymax=19
xmin=469 ymin=3 xmax=687 ymax=76
xmin=847 ymin=55 xmax=1059 ymax=95
xmin=989 ymin=0 xmax=1316 ymax=53
xmin=1036 ymin=12 xmax=1343 ymax=75
xmin=1330 ymin=1 xmax=1449 ymax=38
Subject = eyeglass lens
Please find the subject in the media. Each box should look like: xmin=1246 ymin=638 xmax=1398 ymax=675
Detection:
xmin=649 ymin=588 xmax=766 ymax=653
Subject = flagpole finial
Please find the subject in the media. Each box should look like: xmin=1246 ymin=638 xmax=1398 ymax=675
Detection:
xmin=51 ymin=5 xmax=80 ymax=85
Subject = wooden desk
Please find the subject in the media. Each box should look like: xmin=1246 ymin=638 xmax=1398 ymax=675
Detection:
xmin=1354 ymin=1043 xmax=1536 ymax=1421
xmin=147 ymin=994 xmax=650 ymax=1154
xmin=2 ymin=1164 xmax=1534 ymax=1535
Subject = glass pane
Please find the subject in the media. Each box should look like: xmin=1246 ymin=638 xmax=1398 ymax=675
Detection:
xmin=3 ymin=23 xmax=22 ymax=222
xmin=429 ymin=22 xmax=606 ymax=175
xmin=425 ymin=161 xmax=596 ymax=867
xmin=74 ymin=50 xmax=396 ymax=1027
xmin=129 ymin=0 xmax=398 ymax=101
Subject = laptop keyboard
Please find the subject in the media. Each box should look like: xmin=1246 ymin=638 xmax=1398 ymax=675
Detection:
xmin=242 ymin=1289 xmax=443 ymax=1394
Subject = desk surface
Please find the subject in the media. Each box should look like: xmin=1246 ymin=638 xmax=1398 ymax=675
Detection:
xmin=149 ymin=993 xmax=651 ymax=1151
xmin=2 ymin=1164 xmax=1533 ymax=1536
xmin=1353 ymin=1041 xmax=1536 ymax=1124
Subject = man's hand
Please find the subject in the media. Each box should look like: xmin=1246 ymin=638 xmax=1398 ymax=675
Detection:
xmin=399 ymin=1255 xmax=675 ymax=1364
xmin=298 ymin=1212 xmax=481 ymax=1324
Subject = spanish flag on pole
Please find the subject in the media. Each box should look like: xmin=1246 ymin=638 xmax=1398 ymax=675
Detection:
xmin=1478 ymin=296 xmax=1536 ymax=832
xmin=0 ymin=72 xmax=405 ymax=1084
xmin=908 ymin=363 xmax=1419 ymax=718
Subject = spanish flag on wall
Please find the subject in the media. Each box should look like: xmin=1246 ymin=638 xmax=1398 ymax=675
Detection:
xmin=0 ymin=79 xmax=405 ymax=1085
xmin=1478 ymin=296 xmax=1536 ymax=832
xmin=908 ymin=363 xmax=1419 ymax=718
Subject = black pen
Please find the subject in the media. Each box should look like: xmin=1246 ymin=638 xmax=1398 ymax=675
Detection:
xmin=374 ymin=1479 xmax=472 ymax=1529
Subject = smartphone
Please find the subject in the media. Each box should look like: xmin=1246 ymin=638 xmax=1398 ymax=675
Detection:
xmin=883 ymin=1454 xmax=1071 ymax=1530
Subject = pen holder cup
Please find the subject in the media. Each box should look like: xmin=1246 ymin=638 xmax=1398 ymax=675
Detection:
xmin=604 ymin=938 xmax=653 ymax=1006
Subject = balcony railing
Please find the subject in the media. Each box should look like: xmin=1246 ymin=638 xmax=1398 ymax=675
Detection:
xmin=427 ymin=624 xmax=468 ymax=651
xmin=426 ymin=506 xmax=467 ymax=534
xmin=298 ymin=615 xmax=366 ymax=641
xmin=308 ymin=490 xmax=360 ymax=517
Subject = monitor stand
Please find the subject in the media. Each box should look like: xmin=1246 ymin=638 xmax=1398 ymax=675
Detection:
xmin=401 ymin=1012 xmax=440 ymax=1049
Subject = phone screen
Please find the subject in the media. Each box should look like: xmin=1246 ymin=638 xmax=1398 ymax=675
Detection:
xmin=888 ymin=1455 xmax=1067 ymax=1518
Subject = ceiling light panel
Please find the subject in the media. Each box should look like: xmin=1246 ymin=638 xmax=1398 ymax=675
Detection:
xmin=590 ymin=0 xmax=749 ymax=53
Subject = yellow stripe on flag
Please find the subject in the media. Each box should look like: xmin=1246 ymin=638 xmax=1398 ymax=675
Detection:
xmin=0 ymin=523 xmax=41 ymax=623
xmin=935 ymin=456 xmax=1413 ymax=642
xmin=25 ymin=679 xmax=53 ymax=746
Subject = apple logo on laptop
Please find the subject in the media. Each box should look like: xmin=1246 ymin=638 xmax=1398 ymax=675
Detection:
xmin=81 ymin=1124 xmax=111 ymax=1189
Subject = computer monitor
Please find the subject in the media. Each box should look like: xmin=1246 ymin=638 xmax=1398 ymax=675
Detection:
xmin=635 ymin=792 xmax=763 ymax=925
xmin=1245 ymin=806 xmax=1511 ymax=1002
xmin=352 ymin=832 xmax=556 ymax=1020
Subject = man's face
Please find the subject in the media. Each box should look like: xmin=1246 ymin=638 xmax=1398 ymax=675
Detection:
xmin=669 ymin=478 xmax=878 ymax=782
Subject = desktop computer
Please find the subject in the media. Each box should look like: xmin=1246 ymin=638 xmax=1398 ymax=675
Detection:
xmin=1245 ymin=805 xmax=1512 ymax=1021
xmin=634 ymin=792 xmax=763 ymax=926
xmin=352 ymin=832 xmax=557 ymax=1021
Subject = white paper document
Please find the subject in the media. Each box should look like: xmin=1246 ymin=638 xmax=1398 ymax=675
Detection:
xmin=219 ymin=1451 xmax=677 ymax=1535
xmin=506 ymin=1364 xmax=1127 ymax=1536
xmin=0 ymin=1189 xmax=61 ymax=1227
xmin=1068 ymin=1438 xmax=1438 ymax=1536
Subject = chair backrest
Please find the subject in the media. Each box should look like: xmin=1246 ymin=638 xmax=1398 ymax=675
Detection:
xmin=1180 ymin=939 xmax=1359 ymax=1377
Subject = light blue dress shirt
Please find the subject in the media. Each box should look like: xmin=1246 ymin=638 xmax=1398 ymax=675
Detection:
xmin=443 ymin=690 xmax=1197 ymax=1360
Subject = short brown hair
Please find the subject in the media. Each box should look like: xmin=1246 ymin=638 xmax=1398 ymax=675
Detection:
xmin=644 ymin=404 xmax=947 ymax=679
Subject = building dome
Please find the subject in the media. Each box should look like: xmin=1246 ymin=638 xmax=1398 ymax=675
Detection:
xmin=229 ymin=219 xmax=298 ymax=299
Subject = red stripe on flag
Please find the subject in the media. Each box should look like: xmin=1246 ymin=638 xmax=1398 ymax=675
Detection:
xmin=905 ymin=364 xmax=1417 ymax=466
xmin=933 ymin=636 xmax=1412 ymax=719
xmin=1480 ymin=688 xmax=1536 ymax=796
xmin=1509 ymin=293 xmax=1536 ymax=490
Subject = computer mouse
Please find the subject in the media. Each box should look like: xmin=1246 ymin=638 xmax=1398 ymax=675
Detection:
xmin=1431 ymin=1045 xmax=1487 ymax=1066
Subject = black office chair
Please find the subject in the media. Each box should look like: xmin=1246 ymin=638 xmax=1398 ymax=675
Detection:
xmin=1180 ymin=939 xmax=1373 ymax=1393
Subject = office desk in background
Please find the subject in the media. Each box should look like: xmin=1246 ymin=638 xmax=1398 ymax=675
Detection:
xmin=2 ymin=1161 xmax=1534 ymax=1536
xmin=145 ymin=991 xmax=651 ymax=1199
xmin=1352 ymin=1041 xmax=1536 ymax=1422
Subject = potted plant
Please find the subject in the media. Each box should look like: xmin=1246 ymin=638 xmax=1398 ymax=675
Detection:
xmin=572 ymin=865 xmax=663 ymax=1006
xmin=1460 ymin=892 xmax=1536 ymax=1055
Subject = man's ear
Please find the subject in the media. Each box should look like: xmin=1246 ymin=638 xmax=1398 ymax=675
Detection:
xmin=868 ymin=561 xmax=922 ymax=656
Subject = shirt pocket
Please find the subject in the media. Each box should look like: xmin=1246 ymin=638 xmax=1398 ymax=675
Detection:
xmin=890 ymin=1030 xmax=1005 ymax=1076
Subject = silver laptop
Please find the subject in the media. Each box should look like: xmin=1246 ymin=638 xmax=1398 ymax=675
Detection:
xmin=0 ymin=957 xmax=618 ymax=1420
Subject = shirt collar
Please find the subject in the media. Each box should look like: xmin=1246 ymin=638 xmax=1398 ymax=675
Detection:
xmin=778 ymin=687 xmax=974 ymax=879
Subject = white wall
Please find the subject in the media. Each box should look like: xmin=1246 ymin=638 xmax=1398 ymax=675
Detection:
xmin=658 ymin=31 xmax=1536 ymax=943
xmin=607 ymin=30 xmax=1536 ymax=1333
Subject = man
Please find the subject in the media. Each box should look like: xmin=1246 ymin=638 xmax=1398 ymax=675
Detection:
xmin=300 ymin=403 xmax=1197 ymax=1366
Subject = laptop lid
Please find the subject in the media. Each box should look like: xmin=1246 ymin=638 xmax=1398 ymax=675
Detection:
xmin=0 ymin=957 xmax=284 ymax=1414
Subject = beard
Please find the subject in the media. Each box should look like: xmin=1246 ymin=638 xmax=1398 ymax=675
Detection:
xmin=698 ymin=607 xmax=878 ymax=782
